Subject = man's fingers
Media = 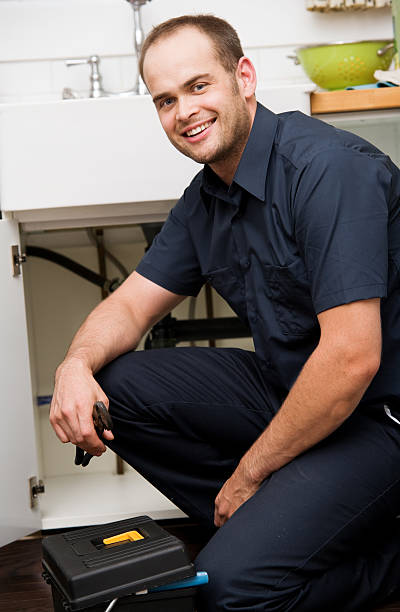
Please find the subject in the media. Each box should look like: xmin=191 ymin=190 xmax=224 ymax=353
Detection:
xmin=52 ymin=422 xmax=70 ymax=444
xmin=214 ymin=494 xmax=224 ymax=527
xmin=52 ymin=404 xmax=105 ymax=455
xmin=52 ymin=411 xmax=80 ymax=445
xmin=76 ymin=432 xmax=106 ymax=456
xmin=76 ymin=408 xmax=106 ymax=454
xmin=103 ymin=429 xmax=114 ymax=441
xmin=50 ymin=393 xmax=112 ymax=455
xmin=51 ymin=402 xmax=83 ymax=445
xmin=214 ymin=508 xmax=225 ymax=528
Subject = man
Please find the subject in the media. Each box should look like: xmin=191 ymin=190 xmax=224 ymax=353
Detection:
xmin=50 ymin=14 xmax=400 ymax=612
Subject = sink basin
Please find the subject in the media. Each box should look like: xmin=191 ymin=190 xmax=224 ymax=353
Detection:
xmin=0 ymin=95 xmax=200 ymax=213
xmin=0 ymin=84 xmax=313 ymax=222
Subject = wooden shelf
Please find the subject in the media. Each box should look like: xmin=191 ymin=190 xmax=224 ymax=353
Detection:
xmin=311 ymin=87 xmax=400 ymax=114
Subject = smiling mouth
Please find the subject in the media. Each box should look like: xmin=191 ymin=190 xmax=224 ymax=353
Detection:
xmin=184 ymin=118 xmax=216 ymax=138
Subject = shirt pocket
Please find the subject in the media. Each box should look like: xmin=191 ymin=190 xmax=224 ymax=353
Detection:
xmin=263 ymin=259 xmax=318 ymax=336
xmin=205 ymin=266 xmax=247 ymax=320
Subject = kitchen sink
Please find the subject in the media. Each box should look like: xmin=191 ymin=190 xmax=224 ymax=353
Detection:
xmin=0 ymin=84 xmax=313 ymax=221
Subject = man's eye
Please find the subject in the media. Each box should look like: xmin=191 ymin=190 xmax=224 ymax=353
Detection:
xmin=193 ymin=83 xmax=206 ymax=92
xmin=161 ymin=97 xmax=174 ymax=108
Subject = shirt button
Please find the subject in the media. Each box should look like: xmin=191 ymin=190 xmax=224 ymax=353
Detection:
xmin=240 ymin=258 xmax=250 ymax=269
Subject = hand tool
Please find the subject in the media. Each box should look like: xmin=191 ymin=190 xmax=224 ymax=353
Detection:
xmin=74 ymin=401 xmax=113 ymax=467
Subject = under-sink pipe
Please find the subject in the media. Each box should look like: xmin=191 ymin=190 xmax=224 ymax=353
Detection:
xmin=86 ymin=228 xmax=130 ymax=280
xmin=25 ymin=245 xmax=121 ymax=293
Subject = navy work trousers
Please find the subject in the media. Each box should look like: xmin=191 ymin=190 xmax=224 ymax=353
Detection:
xmin=96 ymin=347 xmax=400 ymax=611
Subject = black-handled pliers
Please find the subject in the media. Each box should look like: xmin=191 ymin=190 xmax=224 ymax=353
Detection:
xmin=74 ymin=401 xmax=113 ymax=467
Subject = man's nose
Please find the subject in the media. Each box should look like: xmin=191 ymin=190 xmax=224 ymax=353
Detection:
xmin=176 ymin=96 xmax=198 ymax=122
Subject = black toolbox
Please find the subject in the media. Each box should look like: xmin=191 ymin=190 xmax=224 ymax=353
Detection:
xmin=42 ymin=515 xmax=199 ymax=611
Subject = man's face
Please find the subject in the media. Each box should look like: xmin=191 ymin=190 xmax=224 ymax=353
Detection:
xmin=143 ymin=27 xmax=252 ymax=175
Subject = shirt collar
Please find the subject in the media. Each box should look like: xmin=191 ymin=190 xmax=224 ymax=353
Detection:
xmin=232 ymin=102 xmax=279 ymax=202
xmin=200 ymin=102 xmax=279 ymax=207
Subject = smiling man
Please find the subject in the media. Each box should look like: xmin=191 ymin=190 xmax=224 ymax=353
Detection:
xmin=142 ymin=24 xmax=254 ymax=183
xmin=50 ymin=14 xmax=400 ymax=612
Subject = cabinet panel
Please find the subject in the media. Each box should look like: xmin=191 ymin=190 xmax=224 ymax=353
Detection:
xmin=0 ymin=218 xmax=40 ymax=546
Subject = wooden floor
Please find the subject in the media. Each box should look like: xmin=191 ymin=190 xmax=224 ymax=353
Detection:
xmin=1 ymin=521 xmax=399 ymax=611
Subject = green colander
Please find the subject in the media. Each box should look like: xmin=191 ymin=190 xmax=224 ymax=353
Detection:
xmin=293 ymin=40 xmax=395 ymax=90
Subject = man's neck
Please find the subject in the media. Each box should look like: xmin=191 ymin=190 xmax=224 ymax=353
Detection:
xmin=209 ymin=152 xmax=244 ymax=187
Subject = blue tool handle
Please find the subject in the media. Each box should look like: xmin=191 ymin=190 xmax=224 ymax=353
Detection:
xmin=149 ymin=571 xmax=209 ymax=592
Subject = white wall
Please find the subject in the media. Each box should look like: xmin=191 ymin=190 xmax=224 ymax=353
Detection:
xmin=0 ymin=0 xmax=393 ymax=101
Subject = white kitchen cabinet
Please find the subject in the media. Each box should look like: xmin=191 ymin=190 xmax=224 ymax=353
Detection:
xmin=0 ymin=218 xmax=41 ymax=545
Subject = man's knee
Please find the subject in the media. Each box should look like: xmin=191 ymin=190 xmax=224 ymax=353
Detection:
xmin=195 ymin=546 xmax=301 ymax=612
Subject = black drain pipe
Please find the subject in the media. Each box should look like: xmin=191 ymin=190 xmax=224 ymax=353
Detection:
xmin=25 ymin=245 xmax=120 ymax=293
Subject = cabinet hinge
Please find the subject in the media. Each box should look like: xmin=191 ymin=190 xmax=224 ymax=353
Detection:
xmin=29 ymin=476 xmax=45 ymax=508
xmin=11 ymin=244 xmax=27 ymax=276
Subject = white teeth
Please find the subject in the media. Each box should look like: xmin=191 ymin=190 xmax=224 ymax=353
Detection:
xmin=186 ymin=120 xmax=213 ymax=137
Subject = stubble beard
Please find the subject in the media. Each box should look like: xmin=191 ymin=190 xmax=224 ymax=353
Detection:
xmin=170 ymin=90 xmax=251 ymax=167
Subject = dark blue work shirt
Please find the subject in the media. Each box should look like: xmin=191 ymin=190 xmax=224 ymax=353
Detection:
xmin=136 ymin=102 xmax=400 ymax=408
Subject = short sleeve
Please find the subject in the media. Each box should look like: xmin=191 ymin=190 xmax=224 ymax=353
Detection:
xmin=135 ymin=193 xmax=204 ymax=297
xmin=293 ymin=147 xmax=392 ymax=313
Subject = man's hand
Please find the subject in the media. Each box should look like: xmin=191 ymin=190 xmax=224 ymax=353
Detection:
xmin=50 ymin=357 xmax=114 ymax=457
xmin=214 ymin=461 xmax=262 ymax=527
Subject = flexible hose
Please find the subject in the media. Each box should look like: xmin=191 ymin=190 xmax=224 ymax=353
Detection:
xmin=25 ymin=245 xmax=120 ymax=292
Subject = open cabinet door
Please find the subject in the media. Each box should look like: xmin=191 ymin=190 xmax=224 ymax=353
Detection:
xmin=0 ymin=218 xmax=41 ymax=546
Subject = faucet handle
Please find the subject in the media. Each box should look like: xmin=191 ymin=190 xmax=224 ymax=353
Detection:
xmin=65 ymin=55 xmax=100 ymax=68
xmin=65 ymin=55 xmax=104 ymax=98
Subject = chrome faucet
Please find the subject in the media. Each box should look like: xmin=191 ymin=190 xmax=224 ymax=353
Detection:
xmin=62 ymin=0 xmax=151 ymax=99
xmin=126 ymin=0 xmax=151 ymax=95
xmin=62 ymin=54 xmax=149 ymax=99
xmin=63 ymin=56 xmax=105 ymax=99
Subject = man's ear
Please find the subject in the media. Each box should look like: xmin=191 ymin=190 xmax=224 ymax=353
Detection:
xmin=236 ymin=56 xmax=257 ymax=99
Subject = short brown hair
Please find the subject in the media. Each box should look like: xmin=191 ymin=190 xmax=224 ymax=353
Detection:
xmin=139 ymin=14 xmax=244 ymax=82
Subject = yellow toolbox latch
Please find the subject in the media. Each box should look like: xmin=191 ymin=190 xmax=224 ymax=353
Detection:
xmin=103 ymin=530 xmax=144 ymax=545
